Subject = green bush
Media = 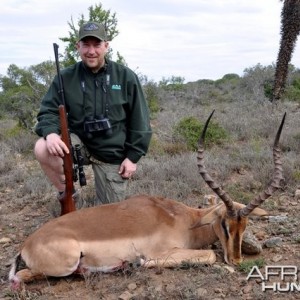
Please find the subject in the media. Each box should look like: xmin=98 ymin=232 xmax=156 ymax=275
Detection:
xmin=215 ymin=73 xmax=240 ymax=85
xmin=143 ymin=82 xmax=160 ymax=115
xmin=173 ymin=116 xmax=228 ymax=151
xmin=263 ymin=79 xmax=273 ymax=99
xmin=284 ymin=77 xmax=300 ymax=102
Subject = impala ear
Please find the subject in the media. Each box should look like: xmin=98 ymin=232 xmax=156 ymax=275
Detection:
xmin=189 ymin=220 xmax=211 ymax=229
xmin=190 ymin=214 xmax=214 ymax=229
xmin=190 ymin=205 xmax=223 ymax=229
xmin=248 ymin=207 xmax=268 ymax=216
xmin=233 ymin=202 xmax=268 ymax=217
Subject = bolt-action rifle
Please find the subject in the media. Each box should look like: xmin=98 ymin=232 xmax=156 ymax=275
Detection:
xmin=53 ymin=43 xmax=76 ymax=215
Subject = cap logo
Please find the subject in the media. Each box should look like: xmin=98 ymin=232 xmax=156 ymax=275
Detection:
xmin=79 ymin=22 xmax=107 ymax=41
xmin=84 ymin=23 xmax=99 ymax=31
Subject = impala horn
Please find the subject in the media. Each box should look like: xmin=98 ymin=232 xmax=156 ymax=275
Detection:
xmin=197 ymin=110 xmax=236 ymax=217
xmin=239 ymin=113 xmax=286 ymax=217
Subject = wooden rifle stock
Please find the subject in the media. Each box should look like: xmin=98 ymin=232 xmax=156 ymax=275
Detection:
xmin=53 ymin=43 xmax=76 ymax=215
xmin=59 ymin=105 xmax=76 ymax=215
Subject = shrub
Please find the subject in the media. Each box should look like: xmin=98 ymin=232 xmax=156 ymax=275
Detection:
xmin=215 ymin=73 xmax=240 ymax=86
xmin=173 ymin=116 xmax=229 ymax=151
xmin=284 ymin=77 xmax=300 ymax=102
xmin=143 ymin=81 xmax=160 ymax=115
xmin=263 ymin=79 xmax=273 ymax=99
xmin=6 ymin=129 xmax=36 ymax=154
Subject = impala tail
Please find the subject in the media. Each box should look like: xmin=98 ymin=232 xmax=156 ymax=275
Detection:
xmin=8 ymin=253 xmax=22 ymax=290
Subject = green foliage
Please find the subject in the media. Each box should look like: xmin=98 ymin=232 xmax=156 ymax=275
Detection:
xmin=159 ymin=76 xmax=185 ymax=91
xmin=0 ymin=62 xmax=55 ymax=129
xmin=263 ymin=79 xmax=274 ymax=99
xmin=115 ymin=51 xmax=127 ymax=66
xmin=147 ymin=135 xmax=165 ymax=156
xmin=241 ymin=63 xmax=275 ymax=98
xmin=143 ymin=81 xmax=160 ymax=115
xmin=4 ymin=122 xmax=23 ymax=138
xmin=173 ymin=116 xmax=228 ymax=151
xmin=215 ymin=73 xmax=240 ymax=85
xmin=0 ymin=118 xmax=36 ymax=155
xmin=284 ymin=76 xmax=300 ymax=102
xmin=238 ymin=258 xmax=265 ymax=273
xmin=196 ymin=79 xmax=215 ymax=85
xmin=59 ymin=3 xmax=119 ymax=67
xmin=222 ymin=73 xmax=240 ymax=81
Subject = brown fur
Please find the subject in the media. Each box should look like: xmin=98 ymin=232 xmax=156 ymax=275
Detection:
xmin=9 ymin=195 xmax=267 ymax=289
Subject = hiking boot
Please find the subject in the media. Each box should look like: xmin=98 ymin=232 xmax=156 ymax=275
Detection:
xmin=48 ymin=190 xmax=83 ymax=217
xmin=57 ymin=189 xmax=80 ymax=202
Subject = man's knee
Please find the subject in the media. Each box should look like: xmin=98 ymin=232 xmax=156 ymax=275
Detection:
xmin=34 ymin=138 xmax=48 ymax=161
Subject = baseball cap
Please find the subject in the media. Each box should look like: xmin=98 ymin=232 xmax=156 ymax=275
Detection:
xmin=78 ymin=22 xmax=107 ymax=41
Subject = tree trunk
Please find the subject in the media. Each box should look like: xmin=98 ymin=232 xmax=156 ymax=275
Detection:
xmin=272 ymin=0 xmax=300 ymax=102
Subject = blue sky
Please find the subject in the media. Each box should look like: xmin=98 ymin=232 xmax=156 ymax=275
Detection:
xmin=1 ymin=0 xmax=298 ymax=82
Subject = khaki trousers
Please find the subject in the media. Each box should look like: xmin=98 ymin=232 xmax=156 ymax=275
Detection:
xmin=70 ymin=134 xmax=128 ymax=205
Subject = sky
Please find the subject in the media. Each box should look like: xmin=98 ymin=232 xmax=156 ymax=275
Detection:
xmin=1 ymin=0 xmax=299 ymax=83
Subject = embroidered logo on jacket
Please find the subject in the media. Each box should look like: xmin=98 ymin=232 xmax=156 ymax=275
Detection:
xmin=112 ymin=84 xmax=121 ymax=90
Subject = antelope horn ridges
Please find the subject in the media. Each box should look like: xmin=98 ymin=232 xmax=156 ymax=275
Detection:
xmin=197 ymin=110 xmax=236 ymax=217
xmin=239 ymin=113 xmax=286 ymax=217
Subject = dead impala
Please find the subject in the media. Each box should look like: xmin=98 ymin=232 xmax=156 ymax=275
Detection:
xmin=9 ymin=111 xmax=285 ymax=289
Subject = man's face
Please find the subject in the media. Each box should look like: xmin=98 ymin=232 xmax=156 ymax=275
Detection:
xmin=77 ymin=37 xmax=109 ymax=73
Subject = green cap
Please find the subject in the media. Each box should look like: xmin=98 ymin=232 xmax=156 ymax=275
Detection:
xmin=78 ymin=22 xmax=107 ymax=41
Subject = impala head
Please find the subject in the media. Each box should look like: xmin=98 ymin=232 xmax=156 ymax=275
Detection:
xmin=211 ymin=207 xmax=248 ymax=264
xmin=197 ymin=110 xmax=286 ymax=265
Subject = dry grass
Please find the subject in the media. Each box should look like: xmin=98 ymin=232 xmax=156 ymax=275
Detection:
xmin=1 ymin=75 xmax=300 ymax=299
xmin=1 ymin=78 xmax=299 ymax=208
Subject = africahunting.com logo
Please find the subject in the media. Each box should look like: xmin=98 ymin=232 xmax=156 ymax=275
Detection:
xmin=247 ymin=265 xmax=300 ymax=292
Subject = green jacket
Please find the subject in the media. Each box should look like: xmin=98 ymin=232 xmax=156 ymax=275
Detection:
xmin=35 ymin=61 xmax=152 ymax=164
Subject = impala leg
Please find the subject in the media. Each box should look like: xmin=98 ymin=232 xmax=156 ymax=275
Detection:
xmin=144 ymin=249 xmax=216 ymax=268
xmin=10 ymin=239 xmax=82 ymax=288
xmin=15 ymin=269 xmax=46 ymax=283
xmin=78 ymin=254 xmax=143 ymax=273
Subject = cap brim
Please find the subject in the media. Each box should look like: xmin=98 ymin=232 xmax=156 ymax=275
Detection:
xmin=80 ymin=34 xmax=104 ymax=41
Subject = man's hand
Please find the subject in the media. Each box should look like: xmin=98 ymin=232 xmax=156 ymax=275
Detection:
xmin=45 ymin=133 xmax=69 ymax=157
xmin=119 ymin=158 xmax=137 ymax=179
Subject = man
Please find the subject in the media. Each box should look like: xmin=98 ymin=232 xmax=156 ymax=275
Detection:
xmin=34 ymin=21 xmax=152 ymax=205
